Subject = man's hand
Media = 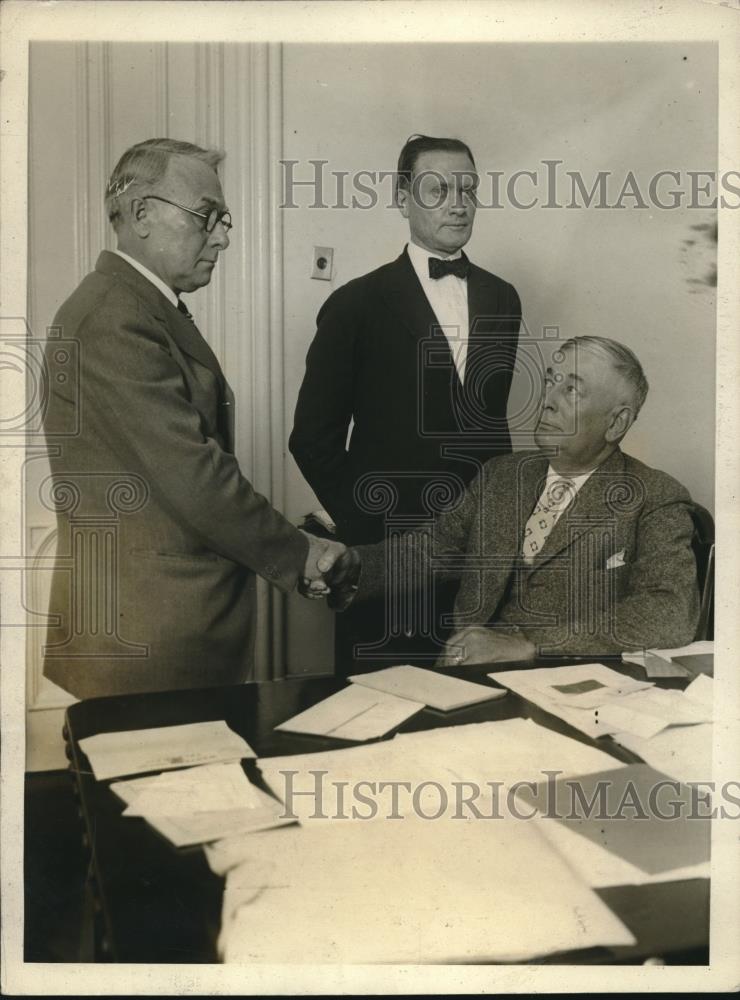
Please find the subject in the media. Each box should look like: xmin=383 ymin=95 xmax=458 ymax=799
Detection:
xmin=438 ymin=626 xmax=535 ymax=667
xmin=324 ymin=547 xmax=362 ymax=611
xmin=298 ymin=531 xmax=346 ymax=599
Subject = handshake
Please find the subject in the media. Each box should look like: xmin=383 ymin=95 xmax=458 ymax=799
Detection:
xmin=298 ymin=532 xmax=362 ymax=611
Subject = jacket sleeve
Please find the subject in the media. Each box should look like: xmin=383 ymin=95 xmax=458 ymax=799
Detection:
xmin=289 ymin=284 xmax=361 ymax=531
xmin=354 ymin=471 xmax=483 ymax=600
xmin=532 ymin=495 xmax=700 ymax=656
xmin=71 ymin=299 xmax=308 ymax=592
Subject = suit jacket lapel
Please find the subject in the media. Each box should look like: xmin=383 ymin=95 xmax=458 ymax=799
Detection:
xmin=95 ymin=251 xmax=226 ymax=384
xmin=534 ymin=449 xmax=626 ymax=567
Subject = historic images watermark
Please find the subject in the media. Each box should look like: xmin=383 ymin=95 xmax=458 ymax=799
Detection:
xmin=281 ymin=161 xmax=739 ymax=211
xmin=276 ymin=768 xmax=740 ymax=822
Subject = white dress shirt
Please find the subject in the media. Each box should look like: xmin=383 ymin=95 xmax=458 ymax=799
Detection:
xmin=406 ymin=240 xmax=470 ymax=384
xmin=113 ymin=249 xmax=179 ymax=308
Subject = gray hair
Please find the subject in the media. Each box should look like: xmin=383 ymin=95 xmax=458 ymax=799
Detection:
xmin=105 ymin=138 xmax=224 ymax=230
xmin=562 ymin=335 xmax=649 ymax=417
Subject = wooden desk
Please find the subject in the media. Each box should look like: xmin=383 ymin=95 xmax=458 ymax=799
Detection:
xmin=64 ymin=659 xmax=709 ymax=964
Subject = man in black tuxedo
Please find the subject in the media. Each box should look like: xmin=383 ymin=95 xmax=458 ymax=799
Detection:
xmin=290 ymin=134 xmax=521 ymax=673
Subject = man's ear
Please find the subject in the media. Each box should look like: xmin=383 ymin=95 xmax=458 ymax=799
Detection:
xmin=128 ymin=197 xmax=151 ymax=238
xmin=605 ymin=405 xmax=634 ymax=443
xmin=396 ymin=183 xmax=410 ymax=220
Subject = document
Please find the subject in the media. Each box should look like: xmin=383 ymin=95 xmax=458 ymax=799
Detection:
xmin=514 ymin=764 xmax=711 ymax=887
xmin=218 ymin=814 xmax=635 ymax=963
xmin=597 ymin=686 xmax=713 ymax=740
xmin=79 ymin=721 xmax=255 ymax=780
xmin=252 ymin=718 xmax=627 ymax=832
xmin=612 ymin=723 xmax=713 ymax=785
xmin=275 ymin=683 xmax=423 ymax=741
xmin=622 ymin=640 xmax=714 ymax=677
xmin=349 ymin=663 xmax=506 ymax=711
xmin=112 ymin=764 xmax=291 ymax=848
xmin=489 ymin=663 xmax=653 ymax=739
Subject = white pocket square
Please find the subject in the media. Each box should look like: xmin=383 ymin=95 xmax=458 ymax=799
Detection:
xmin=606 ymin=549 xmax=626 ymax=569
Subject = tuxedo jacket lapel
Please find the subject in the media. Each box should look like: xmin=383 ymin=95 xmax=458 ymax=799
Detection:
xmin=378 ymin=249 xmax=446 ymax=342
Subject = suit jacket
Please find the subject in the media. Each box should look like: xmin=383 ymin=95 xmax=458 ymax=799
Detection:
xmin=289 ymin=248 xmax=521 ymax=546
xmin=42 ymin=251 xmax=307 ymax=699
xmin=358 ymin=449 xmax=700 ymax=656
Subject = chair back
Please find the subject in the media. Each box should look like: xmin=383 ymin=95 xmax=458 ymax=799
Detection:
xmin=690 ymin=504 xmax=714 ymax=641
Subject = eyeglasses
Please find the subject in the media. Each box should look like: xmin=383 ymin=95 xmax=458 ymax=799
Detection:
xmin=142 ymin=195 xmax=233 ymax=234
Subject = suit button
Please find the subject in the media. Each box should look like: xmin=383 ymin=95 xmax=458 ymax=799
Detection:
xmin=404 ymin=628 xmax=413 ymax=638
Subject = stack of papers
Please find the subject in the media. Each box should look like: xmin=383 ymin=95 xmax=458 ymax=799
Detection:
xmin=218 ymin=814 xmax=635 ymax=963
xmin=79 ymin=721 xmax=255 ymax=780
xmin=623 ymin=640 xmax=714 ymax=678
xmin=349 ymin=664 xmax=506 ymax=712
xmin=111 ymin=761 xmax=292 ymax=847
xmin=489 ymin=663 xmax=653 ymax=738
xmin=515 ymin=764 xmax=711 ymax=888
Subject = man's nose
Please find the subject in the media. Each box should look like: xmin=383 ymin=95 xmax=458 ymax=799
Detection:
xmin=210 ymin=224 xmax=230 ymax=251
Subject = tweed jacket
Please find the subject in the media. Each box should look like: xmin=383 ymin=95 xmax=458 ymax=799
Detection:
xmin=357 ymin=448 xmax=700 ymax=656
xmin=42 ymin=251 xmax=307 ymax=699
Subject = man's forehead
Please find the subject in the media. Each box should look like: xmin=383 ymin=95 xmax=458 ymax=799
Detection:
xmin=412 ymin=150 xmax=477 ymax=180
xmin=549 ymin=344 xmax=613 ymax=381
xmin=162 ymin=154 xmax=225 ymax=204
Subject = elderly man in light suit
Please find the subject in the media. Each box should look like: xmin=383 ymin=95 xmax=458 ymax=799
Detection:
xmin=43 ymin=138 xmax=343 ymax=699
xmin=327 ymin=336 xmax=700 ymax=662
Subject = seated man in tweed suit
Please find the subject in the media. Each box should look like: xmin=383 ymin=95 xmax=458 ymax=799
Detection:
xmin=327 ymin=336 xmax=700 ymax=664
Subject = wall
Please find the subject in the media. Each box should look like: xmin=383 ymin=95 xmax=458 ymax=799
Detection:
xmin=282 ymin=41 xmax=717 ymax=515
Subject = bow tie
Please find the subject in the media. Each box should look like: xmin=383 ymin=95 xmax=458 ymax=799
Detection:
xmin=177 ymin=299 xmax=194 ymax=321
xmin=428 ymin=255 xmax=470 ymax=280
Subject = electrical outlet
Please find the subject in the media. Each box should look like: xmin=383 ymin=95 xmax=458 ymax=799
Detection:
xmin=311 ymin=246 xmax=334 ymax=280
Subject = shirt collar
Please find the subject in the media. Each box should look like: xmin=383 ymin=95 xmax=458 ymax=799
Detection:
xmin=545 ymin=464 xmax=594 ymax=489
xmin=113 ymin=250 xmax=179 ymax=308
xmin=407 ymin=240 xmax=463 ymax=272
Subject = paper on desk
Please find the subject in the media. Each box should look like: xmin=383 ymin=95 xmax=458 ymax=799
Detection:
xmin=515 ymin=764 xmax=711 ymax=887
xmin=121 ymin=762 xmax=259 ymax=817
xmin=79 ymin=721 xmax=254 ymax=780
xmin=349 ymin=663 xmax=506 ymax=711
xmin=684 ymin=673 xmax=713 ymax=712
xmin=489 ymin=663 xmax=652 ymax=739
xmin=112 ymin=770 xmax=291 ymax=847
xmin=250 ymin=717 xmax=627 ymax=835
xmin=612 ymin=723 xmax=713 ymax=785
xmin=275 ymin=683 xmax=423 ymax=741
xmin=622 ymin=640 xmax=714 ymax=672
xmin=597 ymin=686 xmax=713 ymax=740
xmin=218 ymin=814 xmax=635 ymax=963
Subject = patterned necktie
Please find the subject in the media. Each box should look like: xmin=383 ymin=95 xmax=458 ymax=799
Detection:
xmin=177 ymin=299 xmax=193 ymax=321
xmin=522 ymin=477 xmax=576 ymax=564
xmin=428 ymin=255 xmax=470 ymax=280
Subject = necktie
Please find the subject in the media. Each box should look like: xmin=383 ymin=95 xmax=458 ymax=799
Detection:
xmin=428 ymin=255 xmax=470 ymax=280
xmin=522 ymin=477 xmax=576 ymax=564
xmin=177 ymin=299 xmax=193 ymax=321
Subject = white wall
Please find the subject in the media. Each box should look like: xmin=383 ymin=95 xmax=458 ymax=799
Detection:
xmin=282 ymin=41 xmax=717 ymax=521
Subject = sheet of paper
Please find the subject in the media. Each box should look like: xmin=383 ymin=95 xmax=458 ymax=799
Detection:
xmin=613 ymin=723 xmax=713 ymax=785
xmin=121 ymin=762 xmax=259 ymax=817
xmin=488 ymin=663 xmax=652 ymax=739
xmin=515 ymin=764 xmax=711 ymax=881
xmin=252 ymin=718 xmax=627 ymax=833
xmin=218 ymin=815 xmax=635 ymax=963
xmin=349 ymin=663 xmax=506 ymax=711
xmin=79 ymin=721 xmax=254 ymax=780
xmin=622 ymin=640 xmax=714 ymax=669
xmin=598 ymin=687 xmax=713 ymax=740
xmin=275 ymin=683 xmax=423 ymax=741
xmin=640 ymin=652 xmax=692 ymax=679
xmin=684 ymin=673 xmax=713 ymax=712
xmin=111 ymin=774 xmax=291 ymax=847
xmin=672 ymin=653 xmax=714 ymax=676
